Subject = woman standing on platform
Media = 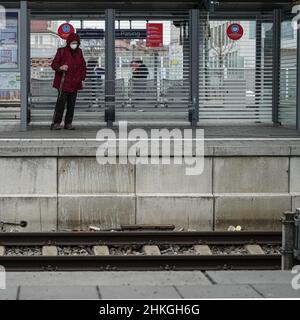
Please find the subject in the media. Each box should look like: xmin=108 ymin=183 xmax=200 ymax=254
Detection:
xmin=50 ymin=33 xmax=86 ymax=130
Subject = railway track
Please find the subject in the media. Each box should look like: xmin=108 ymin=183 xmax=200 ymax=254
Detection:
xmin=0 ymin=231 xmax=282 ymax=271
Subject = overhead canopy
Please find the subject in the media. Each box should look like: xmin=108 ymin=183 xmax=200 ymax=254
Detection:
xmin=1 ymin=0 xmax=294 ymax=12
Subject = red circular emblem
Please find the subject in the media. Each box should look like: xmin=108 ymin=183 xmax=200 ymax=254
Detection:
xmin=227 ymin=23 xmax=244 ymax=41
xmin=58 ymin=23 xmax=75 ymax=40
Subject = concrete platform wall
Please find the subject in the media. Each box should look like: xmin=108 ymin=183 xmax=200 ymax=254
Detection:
xmin=0 ymin=153 xmax=299 ymax=231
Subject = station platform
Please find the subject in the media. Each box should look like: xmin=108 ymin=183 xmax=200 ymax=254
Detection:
xmin=0 ymin=271 xmax=299 ymax=299
xmin=0 ymin=122 xmax=300 ymax=232
xmin=1 ymin=121 xmax=300 ymax=140
xmin=0 ymin=122 xmax=300 ymax=155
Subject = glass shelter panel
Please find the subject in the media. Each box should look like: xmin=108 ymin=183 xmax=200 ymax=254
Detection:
xmin=0 ymin=10 xmax=20 ymax=105
xmin=199 ymin=15 xmax=274 ymax=123
xmin=115 ymin=12 xmax=191 ymax=122
xmin=278 ymin=19 xmax=297 ymax=126
xmin=30 ymin=17 xmax=105 ymax=123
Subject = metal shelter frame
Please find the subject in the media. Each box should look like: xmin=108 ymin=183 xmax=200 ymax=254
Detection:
xmin=9 ymin=0 xmax=299 ymax=130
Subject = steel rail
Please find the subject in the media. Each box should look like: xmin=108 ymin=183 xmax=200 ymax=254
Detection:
xmin=0 ymin=231 xmax=281 ymax=246
xmin=0 ymin=255 xmax=281 ymax=272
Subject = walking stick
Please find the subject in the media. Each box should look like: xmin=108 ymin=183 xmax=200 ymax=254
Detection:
xmin=58 ymin=70 xmax=66 ymax=99
xmin=51 ymin=70 xmax=65 ymax=130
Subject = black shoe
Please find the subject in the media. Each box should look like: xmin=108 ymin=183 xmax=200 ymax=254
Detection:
xmin=64 ymin=124 xmax=75 ymax=130
xmin=50 ymin=123 xmax=61 ymax=130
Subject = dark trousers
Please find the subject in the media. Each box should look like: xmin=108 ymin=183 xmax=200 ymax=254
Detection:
xmin=53 ymin=91 xmax=77 ymax=125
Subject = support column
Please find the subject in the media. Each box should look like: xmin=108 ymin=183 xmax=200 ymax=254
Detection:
xmin=105 ymin=9 xmax=115 ymax=127
xmin=255 ymin=18 xmax=262 ymax=106
xmin=272 ymin=9 xmax=281 ymax=125
xmin=281 ymin=211 xmax=295 ymax=270
xmin=297 ymin=22 xmax=300 ymax=130
xmin=20 ymin=0 xmax=30 ymax=131
xmin=189 ymin=9 xmax=199 ymax=127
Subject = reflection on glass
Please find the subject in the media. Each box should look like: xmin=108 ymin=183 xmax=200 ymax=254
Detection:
xmin=0 ymin=12 xmax=18 ymax=69
xmin=0 ymin=72 xmax=20 ymax=102
xmin=0 ymin=12 xmax=19 ymax=103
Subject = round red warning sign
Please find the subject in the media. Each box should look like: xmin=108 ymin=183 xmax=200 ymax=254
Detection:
xmin=227 ymin=23 xmax=244 ymax=41
xmin=58 ymin=23 xmax=75 ymax=40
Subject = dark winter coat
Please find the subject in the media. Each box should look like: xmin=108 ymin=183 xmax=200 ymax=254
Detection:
xmin=132 ymin=63 xmax=149 ymax=79
xmin=51 ymin=33 xmax=86 ymax=93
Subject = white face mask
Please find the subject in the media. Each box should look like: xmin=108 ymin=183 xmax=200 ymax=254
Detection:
xmin=70 ymin=42 xmax=78 ymax=50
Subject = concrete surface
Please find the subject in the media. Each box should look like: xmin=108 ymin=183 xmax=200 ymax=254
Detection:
xmin=0 ymin=197 xmax=57 ymax=232
xmin=58 ymin=159 xmax=134 ymax=194
xmin=19 ymin=286 xmax=99 ymax=300
xmin=214 ymin=194 xmax=292 ymax=231
xmin=0 ymin=271 xmax=299 ymax=299
xmin=290 ymin=157 xmax=300 ymax=192
xmin=0 ymin=246 xmax=5 ymax=256
xmin=245 ymin=245 xmax=265 ymax=255
xmin=42 ymin=246 xmax=58 ymax=256
xmin=5 ymin=271 xmax=211 ymax=287
xmin=136 ymin=161 xmax=212 ymax=194
xmin=58 ymin=195 xmax=136 ymax=230
xmin=249 ymin=284 xmax=300 ymax=298
xmin=0 ymin=158 xmax=56 ymax=195
xmin=292 ymin=196 xmax=300 ymax=211
xmin=213 ymin=157 xmax=289 ymax=193
xmin=0 ymin=125 xmax=299 ymax=231
xmin=194 ymin=245 xmax=213 ymax=255
xmin=0 ymin=287 xmax=19 ymax=300
xmin=136 ymin=195 xmax=214 ymax=230
xmin=205 ymin=271 xmax=295 ymax=284
xmin=93 ymin=246 xmax=110 ymax=256
xmin=100 ymin=286 xmax=181 ymax=299
xmin=142 ymin=245 xmax=161 ymax=255
xmin=176 ymin=284 xmax=261 ymax=298
xmin=0 ymin=123 xmax=299 ymax=139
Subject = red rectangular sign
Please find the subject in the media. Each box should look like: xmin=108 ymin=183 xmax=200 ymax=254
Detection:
xmin=146 ymin=23 xmax=163 ymax=47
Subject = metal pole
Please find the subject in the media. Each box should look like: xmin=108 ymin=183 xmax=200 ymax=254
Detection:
xmin=27 ymin=7 xmax=31 ymax=124
xmin=295 ymin=209 xmax=300 ymax=261
xmin=154 ymin=51 xmax=158 ymax=106
xmin=297 ymin=24 xmax=300 ymax=130
xmin=255 ymin=18 xmax=262 ymax=108
xmin=204 ymin=19 xmax=209 ymax=100
xmin=281 ymin=211 xmax=295 ymax=270
xmin=20 ymin=0 xmax=29 ymax=131
xmin=105 ymin=9 xmax=115 ymax=127
xmin=189 ymin=9 xmax=199 ymax=127
xmin=272 ymin=9 xmax=281 ymax=125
